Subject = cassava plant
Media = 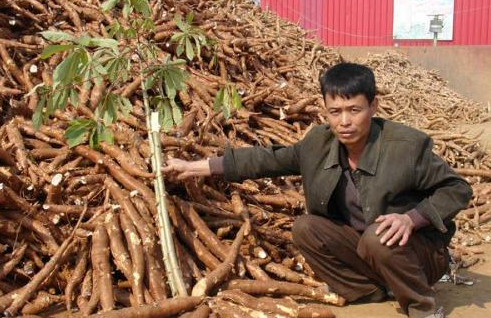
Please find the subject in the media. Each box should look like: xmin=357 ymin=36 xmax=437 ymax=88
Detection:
xmin=32 ymin=0 xmax=242 ymax=297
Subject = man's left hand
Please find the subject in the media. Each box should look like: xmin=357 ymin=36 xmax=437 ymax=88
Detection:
xmin=375 ymin=214 xmax=415 ymax=246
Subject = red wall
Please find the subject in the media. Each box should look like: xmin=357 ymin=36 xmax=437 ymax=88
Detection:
xmin=261 ymin=0 xmax=491 ymax=46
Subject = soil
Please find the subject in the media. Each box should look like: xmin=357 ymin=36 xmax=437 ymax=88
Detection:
xmin=330 ymin=243 xmax=491 ymax=318
xmin=457 ymin=121 xmax=491 ymax=153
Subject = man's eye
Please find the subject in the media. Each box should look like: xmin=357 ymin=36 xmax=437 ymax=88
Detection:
xmin=330 ymin=110 xmax=339 ymax=115
xmin=351 ymin=108 xmax=360 ymax=113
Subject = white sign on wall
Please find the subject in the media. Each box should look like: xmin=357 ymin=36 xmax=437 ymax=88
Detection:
xmin=393 ymin=0 xmax=454 ymax=40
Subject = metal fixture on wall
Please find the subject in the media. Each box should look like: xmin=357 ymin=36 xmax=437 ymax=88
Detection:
xmin=429 ymin=14 xmax=444 ymax=46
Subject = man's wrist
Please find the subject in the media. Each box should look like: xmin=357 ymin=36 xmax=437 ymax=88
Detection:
xmin=187 ymin=160 xmax=212 ymax=176
xmin=208 ymin=156 xmax=224 ymax=175
xmin=406 ymin=209 xmax=430 ymax=230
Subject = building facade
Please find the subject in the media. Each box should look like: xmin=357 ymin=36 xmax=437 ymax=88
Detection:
xmin=260 ymin=0 xmax=491 ymax=46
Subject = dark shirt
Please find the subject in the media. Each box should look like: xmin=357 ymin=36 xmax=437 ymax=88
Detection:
xmin=333 ymin=145 xmax=367 ymax=231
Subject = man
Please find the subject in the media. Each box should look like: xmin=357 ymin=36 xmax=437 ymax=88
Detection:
xmin=162 ymin=63 xmax=472 ymax=318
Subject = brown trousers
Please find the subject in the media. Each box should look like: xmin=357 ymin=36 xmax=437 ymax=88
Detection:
xmin=292 ymin=215 xmax=449 ymax=318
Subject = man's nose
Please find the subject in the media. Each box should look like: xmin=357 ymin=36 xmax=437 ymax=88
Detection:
xmin=340 ymin=112 xmax=351 ymax=126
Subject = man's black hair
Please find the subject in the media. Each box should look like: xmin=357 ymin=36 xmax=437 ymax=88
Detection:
xmin=319 ymin=63 xmax=376 ymax=103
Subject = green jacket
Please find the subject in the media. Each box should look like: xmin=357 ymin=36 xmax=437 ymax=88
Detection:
xmin=222 ymin=118 xmax=472 ymax=244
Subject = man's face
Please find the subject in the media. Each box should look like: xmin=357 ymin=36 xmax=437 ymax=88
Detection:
xmin=324 ymin=94 xmax=377 ymax=149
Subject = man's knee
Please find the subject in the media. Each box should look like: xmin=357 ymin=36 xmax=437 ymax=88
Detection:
xmin=292 ymin=215 xmax=342 ymax=251
xmin=292 ymin=214 xmax=317 ymax=248
xmin=357 ymin=223 xmax=393 ymax=264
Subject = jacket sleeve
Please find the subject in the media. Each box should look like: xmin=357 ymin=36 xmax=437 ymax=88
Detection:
xmin=413 ymin=136 xmax=473 ymax=233
xmin=222 ymin=142 xmax=303 ymax=182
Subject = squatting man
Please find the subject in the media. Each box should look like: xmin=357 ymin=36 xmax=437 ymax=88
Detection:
xmin=162 ymin=63 xmax=472 ymax=318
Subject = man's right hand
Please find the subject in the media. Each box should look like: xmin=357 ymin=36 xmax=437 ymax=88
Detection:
xmin=161 ymin=158 xmax=211 ymax=180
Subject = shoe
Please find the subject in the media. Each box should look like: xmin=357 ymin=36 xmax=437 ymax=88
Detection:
xmin=352 ymin=287 xmax=387 ymax=304
xmin=423 ymin=306 xmax=445 ymax=318
xmin=386 ymin=289 xmax=395 ymax=299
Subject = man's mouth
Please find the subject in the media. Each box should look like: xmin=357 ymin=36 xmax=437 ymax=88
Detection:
xmin=338 ymin=131 xmax=355 ymax=137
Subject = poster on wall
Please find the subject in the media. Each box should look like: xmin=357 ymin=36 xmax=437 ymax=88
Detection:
xmin=393 ymin=0 xmax=454 ymax=40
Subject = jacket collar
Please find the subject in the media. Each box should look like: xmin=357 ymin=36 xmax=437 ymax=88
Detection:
xmin=323 ymin=120 xmax=381 ymax=175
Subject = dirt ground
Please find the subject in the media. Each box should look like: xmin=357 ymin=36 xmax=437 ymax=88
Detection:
xmin=330 ymin=244 xmax=491 ymax=318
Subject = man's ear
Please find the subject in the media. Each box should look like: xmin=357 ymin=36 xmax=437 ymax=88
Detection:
xmin=370 ymin=97 xmax=378 ymax=115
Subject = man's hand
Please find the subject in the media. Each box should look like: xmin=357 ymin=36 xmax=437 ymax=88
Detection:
xmin=375 ymin=214 xmax=415 ymax=246
xmin=161 ymin=158 xmax=211 ymax=180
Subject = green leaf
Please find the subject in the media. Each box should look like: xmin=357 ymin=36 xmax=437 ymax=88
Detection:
xmin=174 ymin=14 xmax=185 ymax=32
xmin=130 ymin=0 xmax=150 ymax=17
xmin=32 ymin=97 xmax=46 ymax=130
xmin=89 ymin=38 xmax=119 ymax=53
xmin=222 ymin=101 xmax=230 ymax=119
xmin=101 ymin=0 xmax=119 ymax=11
xmin=185 ymin=37 xmax=194 ymax=61
xmin=107 ymin=21 xmax=121 ymax=38
xmin=93 ymin=74 xmax=104 ymax=86
xmin=185 ymin=12 xmax=194 ymax=24
xmin=213 ymin=87 xmax=225 ymax=111
xmin=171 ymin=102 xmax=182 ymax=125
xmin=102 ymin=94 xmax=117 ymax=125
xmin=122 ymin=2 xmax=132 ymax=18
xmin=52 ymin=88 xmax=69 ymax=111
xmin=82 ymin=69 xmax=92 ymax=90
xmin=75 ymin=34 xmax=91 ymax=46
xmin=193 ymin=36 xmax=201 ymax=59
xmin=40 ymin=31 xmax=75 ymax=43
xmin=168 ymin=59 xmax=188 ymax=67
xmin=142 ymin=18 xmax=155 ymax=31
xmin=125 ymin=27 xmax=137 ymax=38
xmin=40 ymin=44 xmax=75 ymax=59
xmin=119 ymin=96 xmax=132 ymax=117
xmin=89 ymin=129 xmax=98 ymax=149
xmin=69 ymin=88 xmax=79 ymax=106
xmin=232 ymin=88 xmax=242 ymax=110
xmin=223 ymin=87 xmax=230 ymax=108
xmin=143 ymin=74 xmax=155 ymax=90
xmin=170 ymin=33 xmax=183 ymax=43
xmin=65 ymin=119 xmax=95 ymax=148
xmin=176 ymin=43 xmax=184 ymax=57
xmin=163 ymin=72 xmax=176 ymax=99
xmin=99 ymin=126 xmax=114 ymax=144
xmin=53 ymin=52 xmax=79 ymax=88
xmin=159 ymin=100 xmax=174 ymax=132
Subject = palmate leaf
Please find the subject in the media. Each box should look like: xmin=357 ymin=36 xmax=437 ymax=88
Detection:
xmin=174 ymin=14 xmax=186 ymax=32
xmin=32 ymin=97 xmax=46 ymax=130
xmin=101 ymin=0 xmax=119 ymax=12
xmin=75 ymin=34 xmax=91 ymax=46
xmin=51 ymin=88 xmax=69 ymax=111
xmin=170 ymin=99 xmax=182 ymax=125
xmin=65 ymin=119 xmax=96 ymax=148
xmin=185 ymin=12 xmax=194 ymax=24
xmin=213 ymin=87 xmax=225 ymax=112
xmin=102 ymin=93 xmax=117 ymax=125
xmin=130 ymin=0 xmax=151 ymax=17
xmin=159 ymin=100 xmax=174 ymax=132
xmin=69 ymin=88 xmax=79 ymax=106
xmin=40 ymin=31 xmax=75 ymax=43
xmin=53 ymin=52 xmax=79 ymax=87
xmin=53 ymin=49 xmax=89 ymax=88
xmin=185 ymin=37 xmax=194 ymax=60
xmin=122 ymin=2 xmax=132 ymax=18
xmin=119 ymin=96 xmax=132 ymax=117
xmin=176 ymin=43 xmax=184 ymax=57
xmin=232 ymin=87 xmax=242 ymax=110
xmin=163 ymin=72 xmax=177 ymax=99
xmin=89 ymin=38 xmax=119 ymax=53
xmin=40 ymin=44 xmax=75 ymax=59
xmin=90 ymin=123 xmax=114 ymax=149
